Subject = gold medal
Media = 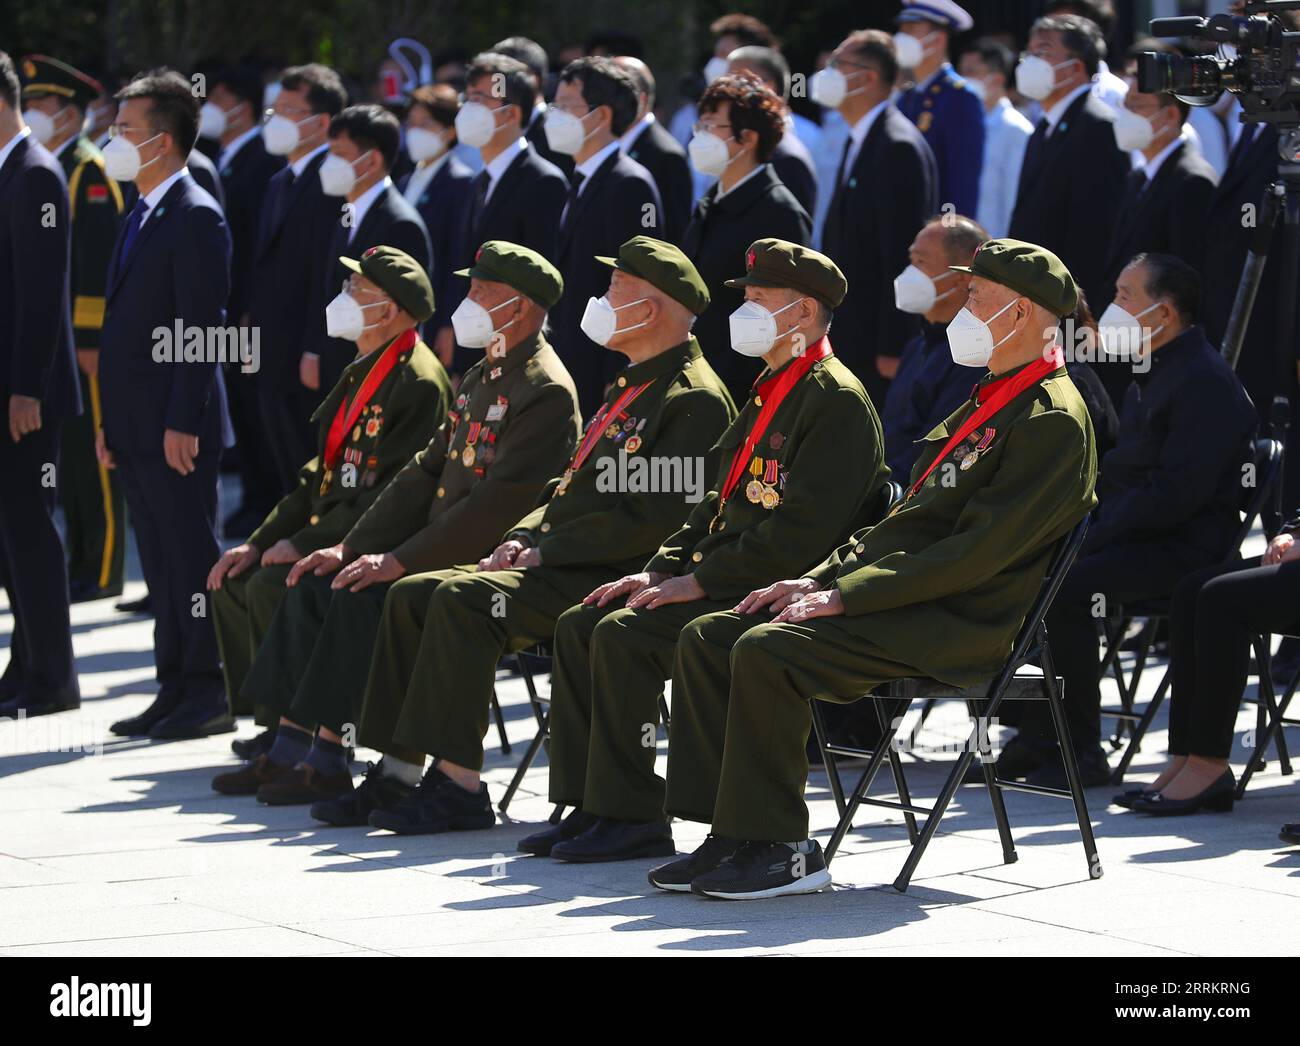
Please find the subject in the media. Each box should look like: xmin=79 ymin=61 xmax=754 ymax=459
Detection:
xmin=604 ymin=423 xmax=620 ymax=440
xmin=760 ymin=486 xmax=780 ymax=510
xmin=624 ymin=435 xmax=642 ymax=454
xmin=462 ymin=444 xmax=476 ymax=467
xmin=746 ymin=479 xmax=765 ymax=503
xmin=960 ymin=451 xmax=978 ymax=471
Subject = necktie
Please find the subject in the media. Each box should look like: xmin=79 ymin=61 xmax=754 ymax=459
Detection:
xmin=561 ymin=171 xmax=585 ymax=235
xmin=834 ymin=134 xmax=853 ymax=188
xmin=1117 ymin=169 xmax=1148 ymax=226
xmin=468 ymin=170 xmax=490 ymax=238
xmin=118 ymin=196 xmax=148 ymax=265
xmin=1020 ymin=117 xmax=1050 ymax=189
xmin=1226 ymin=122 xmax=1257 ymax=176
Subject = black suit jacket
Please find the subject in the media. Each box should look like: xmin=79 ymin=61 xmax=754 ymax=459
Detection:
xmin=772 ymin=131 xmax=818 ymax=222
xmin=0 ymin=134 xmax=80 ymax=423
xmin=682 ymin=164 xmax=812 ymax=399
xmin=821 ymin=105 xmax=937 ymax=396
xmin=100 ymin=173 xmax=233 ymax=452
xmin=248 ymin=150 xmax=339 ymax=391
xmin=399 ymin=155 xmax=474 ymax=342
xmin=550 ymin=148 xmax=664 ymax=413
xmin=217 ymin=134 xmax=285 ymax=322
xmin=316 ymin=182 xmax=433 ymax=392
xmin=1008 ymin=90 xmax=1128 ymax=311
xmin=625 ymin=118 xmax=693 ymax=245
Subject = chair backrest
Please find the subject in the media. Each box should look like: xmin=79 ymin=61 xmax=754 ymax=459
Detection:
xmin=1228 ymin=437 xmax=1283 ymax=554
xmin=1001 ymin=513 xmax=1092 ymax=677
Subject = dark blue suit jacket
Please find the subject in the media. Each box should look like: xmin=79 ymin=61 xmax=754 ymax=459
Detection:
xmin=399 ymin=155 xmax=474 ymax=341
xmin=898 ymin=64 xmax=985 ymax=219
xmin=217 ymin=134 xmax=285 ymax=323
xmin=100 ymin=173 xmax=233 ymax=453
xmin=0 ymin=133 xmax=80 ymax=423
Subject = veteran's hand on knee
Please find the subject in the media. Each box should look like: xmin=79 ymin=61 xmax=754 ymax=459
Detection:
xmin=479 ymin=539 xmax=525 ymax=572
xmin=735 ymin=578 xmax=817 ymax=614
xmin=333 ymin=552 xmax=405 ymax=592
xmin=287 ymin=544 xmax=348 ymax=587
xmin=514 ymin=546 xmax=542 ymax=568
xmin=261 ymin=539 xmax=300 ymax=566
xmin=208 ymin=543 xmax=259 ymax=590
xmin=627 ymin=573 xmax=705 ymax=610
xmin=772 ymin=588 xmax=845 ymax=624
xmin=586 ymin=571 xmax=661 ymax=607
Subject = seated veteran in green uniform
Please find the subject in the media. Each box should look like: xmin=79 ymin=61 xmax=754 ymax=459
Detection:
xmin=526 ymin=238 xmax=890 ymax=863
xmin=212 ymin=241 xmax=582 ymax=804
xmin=308 ymin=237 xmax=738 ymax=831
xmin=655 ymin=239 xmax=1098 ymax=900
xmin=207 ymin=246 xmax=450 ymax=731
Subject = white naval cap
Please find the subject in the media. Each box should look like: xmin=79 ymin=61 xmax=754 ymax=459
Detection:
xmin=896 ymin=0 xmax=974 ymax=32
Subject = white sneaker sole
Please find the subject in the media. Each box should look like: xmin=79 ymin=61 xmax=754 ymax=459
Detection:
xmin=697 ymin=867 xmax=832 ymax=900
xmin=648 ymin=877 xmax=693 ymax=893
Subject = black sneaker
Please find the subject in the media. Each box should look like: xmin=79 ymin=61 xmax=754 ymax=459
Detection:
xmin=231 ymin=728 xmax=275 ymax=761
xmin=517 ymin=809 xmax=597 ymax=856
xmin=648 ymin=834 xmax=739 ymax=892
xmin=367 ymin=766 xmax=495 ymax=835
xmin=691 ymin=839 xmax=832 ymax=900
xmin=311 ymin=762 xmax=414 ymax=826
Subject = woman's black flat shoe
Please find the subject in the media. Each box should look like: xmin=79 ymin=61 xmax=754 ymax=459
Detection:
xmin=1131 ymin=770 xmax=1235 ymax=816
xmin=1112 ymin=787 xmax=1157 ymax=810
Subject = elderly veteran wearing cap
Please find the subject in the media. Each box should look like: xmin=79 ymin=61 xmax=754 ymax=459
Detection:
xmin=520 ymin=237 xmax=889 ymax=863
xmin=206 ymin=246 xmax=451 ymax=744
xmin=213 ymin=241 xmax=581 ymax=804
xmin=307 ymin=237 xmax=737 ymax=831
xmin=649 ymin=238 xmax=1097 ymax=899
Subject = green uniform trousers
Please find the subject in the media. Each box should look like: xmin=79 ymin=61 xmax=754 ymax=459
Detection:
xmin=210 ymin=561 xmax=293 ymax=720
xmin=60 ymin=372 xmax=125 ymax=593
xmin=358 ymin=563 xmax=622 ymax=770
xmin=240 ymin=572 xmax=392 ymax=734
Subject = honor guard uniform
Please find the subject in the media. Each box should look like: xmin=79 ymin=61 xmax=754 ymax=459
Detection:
xmin=327 ymin=237 xmax=737 ymax=832
xmin=531 ymin=239 xmax=890 ymax=862
xmin=21 ymin=56 xmax=127 ymax=600
xmin=223 ymin=241 xmax=581 ymax=802
xmin=210 ymin=247 xmax=451 ymax=722
xmin=659 ymin=240 xmax=1097 ymax=898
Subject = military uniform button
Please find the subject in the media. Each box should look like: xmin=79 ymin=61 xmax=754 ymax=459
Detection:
xmin=437 ymin=487 xmax=446 ymax=498
xmin=754 ymin=395 xmax=762 ymax=406
xmin=691 ymin=551 xmax=703 ymax=563
xmin=855 ymin=544 xmax=865 ymax=554
xmin=309 ymin=514 xmax=320 ymax=525
xmin=540 ymin=522 xmax=551 ymax=533
xmin=617 ymin=376 xmax=627 ymax=387
xmin=718 ymin=521 xmax=726 ymax=531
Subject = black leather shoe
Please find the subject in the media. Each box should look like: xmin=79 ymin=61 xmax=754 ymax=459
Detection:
xmin=649 ymin=834 xmax=739 ymax=892
xmin=549 ymin=816 xmax=675 ymax=863
xmin=115 ymin=594 xmax=151 ymax=614
xmin=367 ymin=767 xmax=495 ymax=835
xmin=231 ymin=728 xmax=275 ymax=760
xmin=110 ymin=695 xmax=179 ymax=736
xmin=1131 ymin=770 xmax=1235 ymax=816
xmin=517 ymin=809 xmax=597 ymax=856
xmin=0 ymin=694 xmax=80 ymax=718
xmin=311 ymin=763 xmax=414 ymax=826
xmin=69 ymin=579 xmax=123 ymax=603
xmin=148 ymin=701 xmax=236 ymax=740
xmin=963 ymin=732 xmax=1052 ymax=785
xmin=1025 ymin=744 xmax=1112 ymax=790
xmin=1112 ymin=786 xmax=1157 ymax=810
xmin=1279 ymin=822 xmax=1300 ymax=846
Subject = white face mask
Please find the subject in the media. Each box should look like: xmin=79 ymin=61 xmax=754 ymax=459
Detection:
xmin=729 ymin=297 xmax=806 ymax=357
xmin=263 ymin=113 xmax=315 ymax=156
xmin=703 ymin=56 xmax=730 ymax=83
xmin=319 ymin=150 xmax=371 ymax=197
xmin=456 ymin=101 xmax=505 ymax=149
xmin=405 ymin=126 xmax=447 ymax=163
xmin=946 ymin=295 xmax=1021 ymax=367
xmin=809 ymin=66 xmax=866 ymax=110
xmin=198 ymin=101 xmax=236 ymax=140
xmin=894 ymin=264 xmax=957 ymax=315
xmin=893 ymin=31 xmax=940 ymax=70
xmin=325 ymin=291 xmax=388 ymax=341
xmin=580 ymin=296 xmax=650 ymax=346
xmin=451 ymin=294 xmax=520 ymax=348
xmin=1113 ymin=107 xmax=1170 ymax=152
xmin=1098 ymin=300 xmax=1163 ymax=359
xmin=688 ymin=130 xmax=736 ymax=177
xmin=102 ymin=131 xmax=163 ymax=183
xmin=545 ymin=107 xmax=597 ymax=157
xmin=22 ymin=107 xmax=63 ymax=146
xmin=1015 ymin=54 xmax=1076 ymax=101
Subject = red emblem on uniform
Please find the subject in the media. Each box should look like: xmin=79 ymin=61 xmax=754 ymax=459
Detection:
xmin=475 ymin=246 xmax=484 ymax=262
xmin=747 ymin=248 xmax=756 ymax=270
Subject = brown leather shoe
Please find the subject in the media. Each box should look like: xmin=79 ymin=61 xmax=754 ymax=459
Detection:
xmin=212 ymin=755 xmax=292 ymax=795
xmin=256 ymin=763 xmax=354 ymax=806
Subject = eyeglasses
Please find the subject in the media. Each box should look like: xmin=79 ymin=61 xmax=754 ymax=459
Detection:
xmin=549 ymin=102 xmax=591 ymax=118
xmin=692 ymin=121 xmax=734 ymax=135
xmin=341 ymin=277 xmax=391 ymax=302
xmin=107 ymin=123 xmax=161 ymax=139
xmin=263 ymin=105 xmax=315 ymax=122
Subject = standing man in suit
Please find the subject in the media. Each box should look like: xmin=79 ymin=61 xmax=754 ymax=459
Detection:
xmin=895 ymin=1 xmax=984 ymax=221
xmin=613 ymin=56 xmax=692 ymax=245
xmin=435 ymin=53 xmax=567 ymax=375
xmin=546 ymin=57 xmax=663 ymax=413
xmin=97 ymin=70 xmax=234 ymax=739
xmin=201 ymin=66 xmax=286 ymax=530
xmin=306 ymin=104 xmax=431 ymax=397
xmin=399 ymin=84 xmax=473 ymax=348
xmin=252 ymin=65 xmax=347 ymax=497
xmin=0 ymin=52 xmax=81 ymax=717
xmin=1008 ymin=14 xmax=1128 ymax=313
xmin=491 ymin=36 xmax=574 ymax=179
xmin=957 ymin=37 xmax=1032 ymax=239
xmin=20 ymin=56 xmax=126 ymax=604
xmin=812 ymin=29 xmax=938 ymax=400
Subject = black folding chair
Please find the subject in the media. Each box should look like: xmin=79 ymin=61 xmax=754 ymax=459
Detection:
xmin=1101 ymin=438 xmax=1284 ymax=784
xmin=1235 ymin=634 xmax=1299 ymax=796
xmin=819 ymin=516 xmax=1101 ymax=893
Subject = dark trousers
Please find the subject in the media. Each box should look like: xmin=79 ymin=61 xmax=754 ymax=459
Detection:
xmin=223 ymin=361 xmax=280 ymax=513
xmin=257 ymin=377 xmax=318 ymax=492
xmin=1025 ymin=541 xmax=1199 ymax=749
xmin=1168 ymin=556 xmax=1300 ymax=759
xmin=0 ymin=422 xmax=78 ymax=703
xmin=115 ymin=447 xmax=224 ymax=708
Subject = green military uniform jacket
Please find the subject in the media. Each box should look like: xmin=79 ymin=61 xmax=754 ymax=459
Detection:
xmin=646 ymin=346 xmax=888 ymax=602
xmin=506 ymin=339 xmax=736 ymax=570
xmin=249 ymin=334 xmax=451 ymax=554
xmin=344 ymin=332 xmax=581 ymax=572
xmin=807 ymin=361 xmax=1098 ymax=686
xmin=58 ymin=136 xmax=123 ymax=348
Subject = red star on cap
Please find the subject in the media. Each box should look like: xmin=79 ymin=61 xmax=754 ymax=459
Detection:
xmin=746 ymin=248 xmax=756 ymax=270
xmin=475 ymin=246 xmax=484 ymax=262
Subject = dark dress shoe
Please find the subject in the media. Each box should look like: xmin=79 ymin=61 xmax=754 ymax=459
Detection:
xmin=0 ymin=694 xmax=80 ymax=718
xmin=115 ymin=594 xmax=151 ymax=614
xmin=649 ymin=834 xmax=739 ymax=892
xmin=231 ymin=728 xmax=276 ymax=760
xmin=963 ymin=732 xmax=1053 ymax=785
xmin=517 ymin=809 xmax=598 ymax=855
xmin=1279 ymin=823 xmax=1300 ymax=846
xmin=1131 ymin=770 xmax=1236 ymax=816
xmin=212 ymin=755 xmax=293 ymax=795
xmin=148 ymin=701 xmax=236 ymax=740
xmin=549 ymin=816 xmax=675 ymax=863
xmin=311 ymin=763 xmax=413 ymax=826
xmin=110 ymin=695 xmax=180 ymax=736
xmin=1025 ymin=744 xmax=1112 ymax=790
xmin=257 ymin=763 xmax=353 ymax=806
xmin=367 ymin=768 xmax=495 ymax=834
xmin=1112 ymin=786 xmax=1157 ymax=810
xmin=69 ymin=579 xmax=123 ymax=604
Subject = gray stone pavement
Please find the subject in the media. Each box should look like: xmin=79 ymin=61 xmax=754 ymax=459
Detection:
xmin=2 ymin=529 xmax=1299 ymax=956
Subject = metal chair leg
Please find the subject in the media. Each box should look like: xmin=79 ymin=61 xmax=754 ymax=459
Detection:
xmin=1109 ymin=666 xmax=1172 ymax=784
xmin=824 ymin=702 xmax=907 ymax=864
xmin=969 ymin=696 xmax=1016 ymax=865
xmin=498 ymin=712 xmax=548 ymax=815
xmin=490 ymin=688 xmax=511 ymax=756
xmin=811 ymin=700 xmax=847 ymax=817
xmin=1039 ymin=633 xmax=1101 ymax=882
xmin=875 ymin=697 xmax=919 ymax=844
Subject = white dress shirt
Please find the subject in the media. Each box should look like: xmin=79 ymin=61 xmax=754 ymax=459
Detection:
xmin=977 ymin=98 xmax=1033 ymax=239
xmin=346 ymin=175 xmax=392 ymax=243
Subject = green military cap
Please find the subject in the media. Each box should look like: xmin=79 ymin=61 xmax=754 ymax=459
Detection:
xmin=951 ymin=238 xmax=1078 ymax=318
xmin=724 ymin=238 xmax=848 ymax=309
xmin=341 ymin=245 xmax=435 ymax=323
xmin=20 ymin=55 xmax=104 ymax=110
xmin=455 ymin=240 xmax=564 ymax=309
xmin=595 ymin=235 xmax=710 ymax=315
